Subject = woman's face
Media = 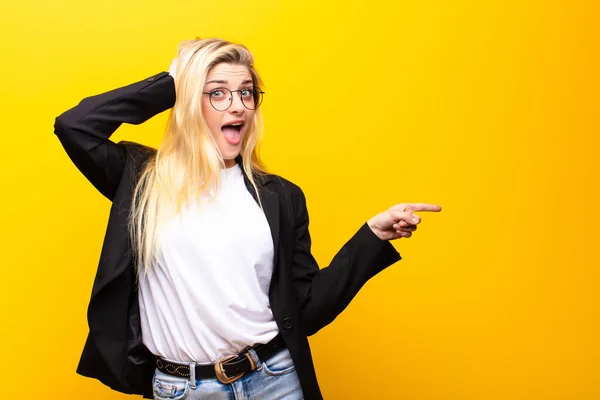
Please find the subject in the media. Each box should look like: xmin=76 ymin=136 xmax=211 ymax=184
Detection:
xmin=202 ymin=63 xmax=256 ymax=168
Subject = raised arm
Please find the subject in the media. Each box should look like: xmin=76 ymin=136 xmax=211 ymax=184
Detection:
xmin=291 ymin=186 xmax=442 ymax=336
xmin=54 ymin=71 xmax=176 ymax=200
xmin=291 ymin=187 xmax=402 ymax=336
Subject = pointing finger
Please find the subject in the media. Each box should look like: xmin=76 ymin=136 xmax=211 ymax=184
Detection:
xmin=404 ymin=203 xmax=442 ymax=213
xmin=390 ymin=203 xmax=442 ymax=213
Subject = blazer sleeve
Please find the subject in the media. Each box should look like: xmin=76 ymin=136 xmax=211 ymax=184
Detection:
xmin=53 ymin=72 xmax=176 ymax=201
xmin=291 ymin=186 xmax=402 ymax=336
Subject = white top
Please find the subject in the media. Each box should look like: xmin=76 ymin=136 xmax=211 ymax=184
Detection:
xmin=138 ymin=164 xmax=279 ymax=363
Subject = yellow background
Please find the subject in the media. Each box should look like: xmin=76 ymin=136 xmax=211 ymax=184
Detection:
xmin=1 ymin=0 xmax=599 ymax=399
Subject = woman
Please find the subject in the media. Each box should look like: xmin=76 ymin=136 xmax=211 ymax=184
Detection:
xmin=54 ymin=38 xmax=441 ymax=400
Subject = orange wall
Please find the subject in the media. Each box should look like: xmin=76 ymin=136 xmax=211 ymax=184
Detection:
xmin=1 ymin=0 xmax=598 ymax=399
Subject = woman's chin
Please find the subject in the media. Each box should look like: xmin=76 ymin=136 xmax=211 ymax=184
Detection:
xmin=220 ymin=148 xmax=241 ymax=166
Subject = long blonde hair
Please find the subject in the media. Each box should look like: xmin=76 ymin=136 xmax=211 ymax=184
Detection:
xmin=129 ymin=38 xmax=267 ymax=275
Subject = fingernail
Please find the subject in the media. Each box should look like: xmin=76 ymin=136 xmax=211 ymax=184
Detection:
xmin=412 ymin=215 xmax=419 ymax=223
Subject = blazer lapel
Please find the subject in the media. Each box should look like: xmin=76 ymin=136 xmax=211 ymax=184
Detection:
xmin=240 ymin=163 xmax=280 ymax=264
xmin=260 ymin=185 xmax=280 ymax=264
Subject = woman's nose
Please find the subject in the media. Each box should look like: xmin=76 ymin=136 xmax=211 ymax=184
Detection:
xmin=229 ymin=92 xmax=245 ymax=113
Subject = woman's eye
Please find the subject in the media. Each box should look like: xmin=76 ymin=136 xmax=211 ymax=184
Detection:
xmin=241 ymin=89 xmax=252 ymax=98
xmin=211 ymin=90 xmax=225 ymax=98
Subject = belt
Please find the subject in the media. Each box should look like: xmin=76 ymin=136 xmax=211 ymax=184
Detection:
xmin=156 ymin=334 xmax=286 ymax=384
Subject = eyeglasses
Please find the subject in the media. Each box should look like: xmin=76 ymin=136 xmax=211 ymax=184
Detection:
xmin=202 ymin=87 xmax=265 ymax=111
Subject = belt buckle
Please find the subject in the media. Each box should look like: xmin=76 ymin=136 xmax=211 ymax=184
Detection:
xmin=214 ymin=350 xmax=257 ymax=384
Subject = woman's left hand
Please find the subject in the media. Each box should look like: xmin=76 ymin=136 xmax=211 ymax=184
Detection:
xmin=367 ymin=203 xmax=442 ymax=241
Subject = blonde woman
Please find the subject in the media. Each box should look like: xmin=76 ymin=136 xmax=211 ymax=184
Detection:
xmin=54 ymin=38 xmax=441 ymax=400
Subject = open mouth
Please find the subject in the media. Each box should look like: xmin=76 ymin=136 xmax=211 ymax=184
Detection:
xmin=221 ymin=122 xmax=244 ymax=145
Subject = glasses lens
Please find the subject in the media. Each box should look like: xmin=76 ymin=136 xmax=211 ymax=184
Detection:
xmin=210 ymin=88 xmax=232 ymax=111
xmin=241 ymin=88 xmax=263 ymax=110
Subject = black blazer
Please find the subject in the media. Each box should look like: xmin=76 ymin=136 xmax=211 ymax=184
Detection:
xmin=54 ymin=71 xmax=401 ymax=399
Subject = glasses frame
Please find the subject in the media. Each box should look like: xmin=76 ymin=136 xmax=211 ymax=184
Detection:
xmin=202 ymin=87 xmax=265 ymax=112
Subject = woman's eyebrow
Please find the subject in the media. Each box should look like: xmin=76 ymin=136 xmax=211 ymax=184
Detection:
xmin=205 ymin=79 xmax=254 ymax=85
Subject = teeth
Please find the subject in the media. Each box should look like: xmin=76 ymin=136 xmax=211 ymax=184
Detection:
xmin=231 ymin=123 xmax=242 ymax=126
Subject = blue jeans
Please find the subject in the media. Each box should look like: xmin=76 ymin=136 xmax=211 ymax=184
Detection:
xmin=152 ymin=348 xmax=304 ymax=400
